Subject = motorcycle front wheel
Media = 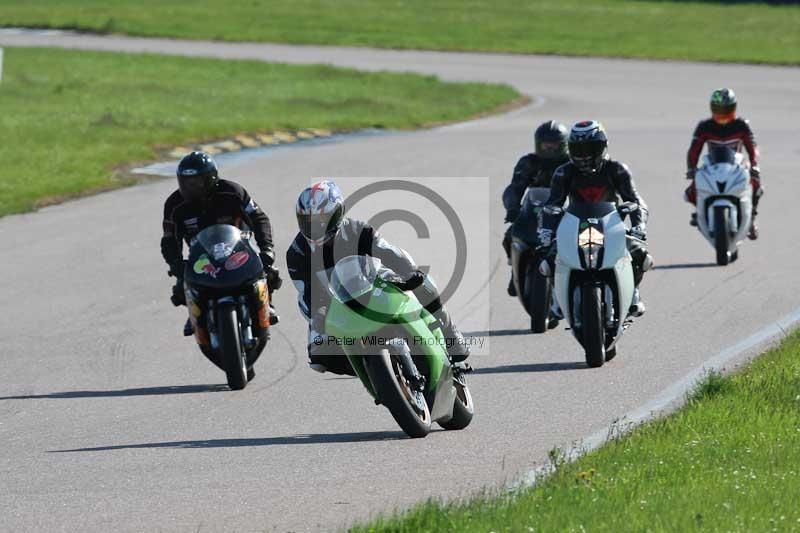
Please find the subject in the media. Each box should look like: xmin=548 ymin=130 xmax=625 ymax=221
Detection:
xmin=581 ymin=284 xmax=606 ymax=368
xmin=217 ymin=304 xmax=248 ymax=390
xmin=365 ymin=351 xmax=431 ymax=438
xmin=714 ymin=206 xmax=731 ymax=266
xmin=525 ymin=266 xmax=551 ymax=334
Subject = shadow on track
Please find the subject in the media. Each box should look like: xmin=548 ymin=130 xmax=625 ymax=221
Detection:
xmin=0 ymin=384 xmax=229 ymax=400
xmin=464 ymin=328 xmax=532 ymax=338
xmin=473 ymin=361 xmax=585 ymax=374
xmin=654 ymin=262 xmax=717 ymax=270
xmin=50 ymin=431 xmax=405 ymax=453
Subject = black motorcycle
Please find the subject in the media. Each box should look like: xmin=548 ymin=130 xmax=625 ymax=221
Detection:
xmin=510 ymin=187 xmax=556 ymax=333
xmin=183 ymin=224 xmax=271 ymax=390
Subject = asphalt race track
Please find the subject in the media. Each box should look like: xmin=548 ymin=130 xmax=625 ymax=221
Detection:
xmin=1 ymin=31 xmax=799 ymax=532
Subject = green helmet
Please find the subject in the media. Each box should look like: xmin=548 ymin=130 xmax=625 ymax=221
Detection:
xmin=710 ymin=88 xmax=737 ymax=116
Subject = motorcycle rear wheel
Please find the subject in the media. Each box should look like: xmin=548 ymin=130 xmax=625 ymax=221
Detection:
xmin=438 ymin=373 xmax=474 ymax=430
xmin=217 ymin=304 xmax=247 ymax=390
xmin=365 ymin=351 xmax=431 ymax=438
xmin=581 ymin=284 xmax=606 ymax=368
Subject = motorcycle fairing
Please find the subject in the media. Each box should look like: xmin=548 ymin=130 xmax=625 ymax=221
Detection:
xmin=325 ymin=282 xmax=450 ymax=395
xmin=695 ymin=153 xmax=753 ymax=249
xmin=553 ymin=202 xmax=634 ymax=346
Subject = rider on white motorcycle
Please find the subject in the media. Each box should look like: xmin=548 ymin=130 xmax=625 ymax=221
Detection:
xmin=539 ymin=121 xmax=651 ymax=317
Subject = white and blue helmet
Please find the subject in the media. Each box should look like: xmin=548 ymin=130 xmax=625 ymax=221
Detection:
xmin=296 ymin=179 xmax=345 ymax=243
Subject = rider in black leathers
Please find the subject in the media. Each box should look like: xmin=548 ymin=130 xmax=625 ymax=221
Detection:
xmin=539 ymin=121 xmax=651 ymax=317
xmin=501 ymin=120 xmax=569 ymax=296
xmin=161 ymin=152 xmax=282 ymax=331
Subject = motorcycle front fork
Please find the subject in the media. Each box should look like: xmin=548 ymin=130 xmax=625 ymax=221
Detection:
xmin=207 ymin=296 xmax=257 ymax=352
xmin=570 ymin=283 xmax=617 ymax=330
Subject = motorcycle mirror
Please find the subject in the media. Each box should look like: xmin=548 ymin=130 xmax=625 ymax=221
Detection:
xmin=617 ymin=202 xmax=639 ymax=215
xmin=542 ymin=205 xmax=564 ymax=216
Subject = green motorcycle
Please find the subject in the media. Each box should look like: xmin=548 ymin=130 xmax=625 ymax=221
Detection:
xmin=324 ymin=255 xmax=474 ymax=438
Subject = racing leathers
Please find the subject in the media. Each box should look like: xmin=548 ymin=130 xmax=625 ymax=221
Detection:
xmin=540 ymin=160 xmax=651 ymax=311
xmin=501 ymin=153 xmax=566 ymax=260
xmin=286 ymin=217 xmax=468 ymax=375
xmin=161 ymin=179 xmax=280 ymax=305
xmin=685 ymin=117 xmax=763 ymax=214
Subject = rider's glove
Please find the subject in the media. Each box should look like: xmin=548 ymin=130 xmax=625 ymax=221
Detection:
xmin=686 ymin=169 xmax=696 ymax=180
xmin=170 ymin=279 xmax=186 ymax=307
xmin=167 ymin=260 xmax=186 ymax=279
xmin=537 ymin=228 xmax=553 ymax=248
xmin=504 ymin=207 xmax=521 ymax=223
xmin=630 ymin=224 xmax=647 ymax=241
xmin=393 ymin=269 xmax=426 ymax=291
xmin=264 ymin=263 xmax=283 ymax=291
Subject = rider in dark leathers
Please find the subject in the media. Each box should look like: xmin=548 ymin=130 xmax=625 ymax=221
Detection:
xmin=685 ymin=88 xmax=762 ymax=239
xmin=161 ymin=152 xmax=282 ymax=330
xmin=539 ymin=121 xmax=651 ymax=317
xmin=502 ymin=120 xmax=569 ymax=296
xmin=286 ymin=180 xmax=469 ymax=375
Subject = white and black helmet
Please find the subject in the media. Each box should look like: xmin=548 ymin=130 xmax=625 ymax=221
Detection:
xmin=568 ymin=120 xmax=608 ymax=175
xmin=296 ymin=180 xmax=345 ymax=243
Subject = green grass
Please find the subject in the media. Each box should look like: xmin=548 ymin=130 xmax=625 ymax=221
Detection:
xmin=355 ymin=330 xmax=800 ymax=532
xmin=0 ymin=47 xmax=518 ymax=217
xmin=1 ymin=1 xmax=800 ymax=64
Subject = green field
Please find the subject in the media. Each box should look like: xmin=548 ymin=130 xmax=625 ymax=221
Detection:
xmin=1 ymin=0 xmax=799 ymax=64
xmin=355 ymin=330 xmax=800 ymax=532
xmin=0 ymin=48 xmax=518 ymax=217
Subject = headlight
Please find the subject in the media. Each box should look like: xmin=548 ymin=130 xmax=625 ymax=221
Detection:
xmin=578 ymin=226 xmax=604 ymax=269
xmin=578 ymin=226 xmax=604 ymax=247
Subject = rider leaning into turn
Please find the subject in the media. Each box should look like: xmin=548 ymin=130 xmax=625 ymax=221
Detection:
xmin=685 ymin=88 xmax=763 ymax=239
xmin=161 ymin=151 xmax=283 ymax=332
xmin=539 ymin=120 xmax=652 ymax=317
xmin=285 ymin=180 xmax=470 ymax=376
xmin=502 ymin=120 xmax=570 ymax=297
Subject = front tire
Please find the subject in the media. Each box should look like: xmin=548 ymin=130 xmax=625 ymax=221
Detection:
xmin=714 ymin=206 xmax=731 ymax=266
xmin=525 ymin=266 xmax=551 ymax=334
xmin=365 ymin=351 xmax=431 ymax=438
xmin=439 ymin=373 xmax=474 ymax=430
xmin=217 ymin=304 xmax=247 ymax=390
xmin=581 ymin=284 xmax=605 ymax=368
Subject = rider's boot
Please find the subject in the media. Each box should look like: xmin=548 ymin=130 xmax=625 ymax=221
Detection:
xmin=548 ymin=299 xmax=563 ymax=329
xmin=748 ymin=212 xmax=759 ymax=240
xmin=269 ymin=303 xmax=280 ymax=325
xmin=507 ymin=274 xmax=517 ymax=297
xmin=629 ymin=288 xmax=646 ymax=317
xmin=183 ymin=318 xmax=194 ymax=337
xmin=433 ymin=307 xmax=470 ymax=363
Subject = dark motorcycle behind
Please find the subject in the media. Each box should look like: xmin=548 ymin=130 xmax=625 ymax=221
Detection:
xmin=183 ymin=224 xmax=271 ymax=390
xmin=510 ymin=187 xmax=555 ymax=333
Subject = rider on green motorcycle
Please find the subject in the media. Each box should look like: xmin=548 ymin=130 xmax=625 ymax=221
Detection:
xmin=286 ymin=180 xmax=470 ymax=375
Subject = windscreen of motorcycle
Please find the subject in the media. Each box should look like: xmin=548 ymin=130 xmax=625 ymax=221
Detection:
xmin=330 ymin=255 xmax=382 ymax=303
xmin=195 ymin=224 xmax=242 ymax=260
xmin=521 ymin=187 xmax=551 ymax=208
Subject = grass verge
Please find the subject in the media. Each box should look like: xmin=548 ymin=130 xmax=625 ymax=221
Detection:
xmin=0 ymin=47 xmax=519 ymax=217
xmin=1 ymin=1 xmax=799 ymax=64
xmin=355 ymin=329 xmax=800 ymax=531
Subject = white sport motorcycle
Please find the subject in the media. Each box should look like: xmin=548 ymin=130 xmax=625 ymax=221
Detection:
xmin=694 ymin=146 xmax=753 ymax=266
xmin=543 ymin=201 xmax=644 ymax=367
